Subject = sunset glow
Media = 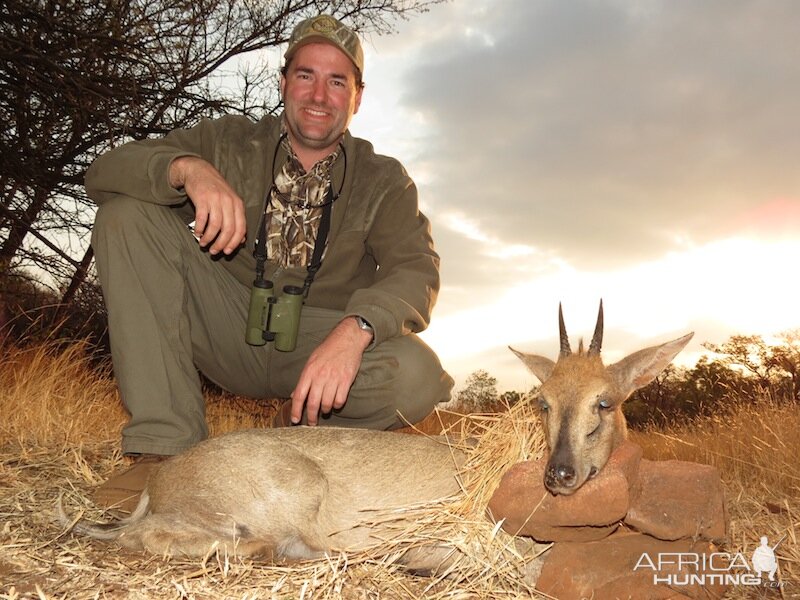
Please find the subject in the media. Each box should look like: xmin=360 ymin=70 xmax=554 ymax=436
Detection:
xmin=346 ymin=1 xmax=800 ymax=391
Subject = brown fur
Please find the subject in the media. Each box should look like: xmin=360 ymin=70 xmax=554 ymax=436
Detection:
xmin=60 ymin=427 xmax=463 ymax=568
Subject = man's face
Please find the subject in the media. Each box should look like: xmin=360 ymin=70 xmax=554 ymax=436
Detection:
xmin=280 ymin=42 xmax=363 ymax=159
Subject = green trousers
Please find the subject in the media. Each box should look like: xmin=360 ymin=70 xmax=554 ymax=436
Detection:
xmin=92 ymin=196 xmax=453 ymax=456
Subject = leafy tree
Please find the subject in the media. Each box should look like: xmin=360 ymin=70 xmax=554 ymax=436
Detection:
xmin=456 ymin=369 xmax=499 ymax=412
xmin=677 ymin=356 xmax=750 ymax=415
xmin=702 ymin=335 xmax=775 ymax=390
xmin=767 ymin=329 xmax=800 ymax=402
xmin=500 ymin=390 xmax=524 ymax=406
xmin=704 ymin=333 xmax=800 ymax=402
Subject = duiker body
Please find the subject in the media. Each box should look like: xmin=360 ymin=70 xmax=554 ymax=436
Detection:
xmin=60 ymin=303 xmax=691 ymax=562
xmin=62 ymin=427 xmax=463 ymax=564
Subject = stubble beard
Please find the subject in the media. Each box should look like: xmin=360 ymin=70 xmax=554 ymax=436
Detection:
xmin=287 ymin=101 xmax=351 ymax=155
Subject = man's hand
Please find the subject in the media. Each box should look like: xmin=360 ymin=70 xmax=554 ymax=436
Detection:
xmin=170 ymin=156 xmax=246 ymax=255
xmin=290 ymin=317 xmax=373 ymax=426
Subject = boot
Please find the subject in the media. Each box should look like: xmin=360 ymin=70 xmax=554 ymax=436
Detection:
xmin=270 ymin=400 xmax=295 ymax=428
xmin=93 ymin=454 xmax=167 ymax=514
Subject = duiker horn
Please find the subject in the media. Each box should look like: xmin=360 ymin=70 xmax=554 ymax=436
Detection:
xmin=588 ymin=299 xmax=604 ymax=355
xmin=558 ymin=303 xmax=571 ymax=357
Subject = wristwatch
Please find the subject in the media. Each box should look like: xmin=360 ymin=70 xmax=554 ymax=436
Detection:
xmin=354 ymin=315 xmax=374 ymax=341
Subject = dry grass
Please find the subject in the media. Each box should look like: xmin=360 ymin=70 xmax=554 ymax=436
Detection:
xmin=630 ymin=403 xmax=800 ymax=599
xmin=1 ymin=340 xmax=798 ymax=599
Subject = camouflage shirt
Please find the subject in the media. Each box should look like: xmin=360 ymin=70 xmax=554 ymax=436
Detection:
xmin=264 ymin=125 xmax=339 ymax=268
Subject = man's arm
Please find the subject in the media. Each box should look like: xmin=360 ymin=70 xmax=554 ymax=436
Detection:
xmin=289 ymin=316 xmax=373 ymax=426
xmin=169 ymin=156 xmax=246 ymax=255
xmin=85 ymin=121 xmax=209 ymax=206
xmin=85 ymin=117 xmax=249 ymax=255
xmin=290 ymin=162 xmax=440 ymax=425
xmin=345 ymin=173 xmax=440 ymax=344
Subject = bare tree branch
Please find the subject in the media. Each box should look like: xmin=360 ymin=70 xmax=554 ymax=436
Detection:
xmin=0 ymin=0 xmax=443 ymax=314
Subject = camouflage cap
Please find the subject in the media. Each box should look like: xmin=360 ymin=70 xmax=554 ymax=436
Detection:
xmin=284 ymin=15 xmax=364 ymax=75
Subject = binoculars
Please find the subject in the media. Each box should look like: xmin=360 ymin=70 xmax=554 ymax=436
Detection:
xmin=245 ymin=279 xmax=303 ymax=352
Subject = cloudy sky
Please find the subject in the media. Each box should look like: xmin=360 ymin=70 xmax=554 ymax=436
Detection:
xmin=345 ymin=0 xmax=800 ymax=391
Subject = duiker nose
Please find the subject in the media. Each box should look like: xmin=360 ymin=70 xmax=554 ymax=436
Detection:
xmin=553 ymin=464 xmax=577 ymax=487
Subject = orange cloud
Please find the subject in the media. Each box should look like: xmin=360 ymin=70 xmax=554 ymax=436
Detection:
xmin=729 ymin=198 xmax=800 ymax=236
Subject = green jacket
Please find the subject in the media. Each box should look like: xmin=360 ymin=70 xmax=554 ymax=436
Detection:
xmin=85 ymin=114 xmax=441 ymax=346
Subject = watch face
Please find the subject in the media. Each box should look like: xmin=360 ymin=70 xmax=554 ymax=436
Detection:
xmin=356 ymin=316 xmax=373 ymax=332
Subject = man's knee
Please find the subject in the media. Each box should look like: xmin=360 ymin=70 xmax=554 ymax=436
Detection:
xmin=355 ymin=334 xmax=454 ymax=427
xmin=395 ymin=337 xmax=453 ymax=422
xmin=93 ymin=197 xmax=194 ymax=267
xmin=93 ymin=196 xmax=142 ymax=244
xmin=94 ymin=196 xmax=189 ymax=240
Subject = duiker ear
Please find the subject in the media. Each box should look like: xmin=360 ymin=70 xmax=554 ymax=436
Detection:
xmin=509 ymin=346 xmax=557 ymax=383
xmin=607 ymin=333 xmax=693 ymax=398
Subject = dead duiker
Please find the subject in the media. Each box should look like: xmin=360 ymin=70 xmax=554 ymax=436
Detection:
xmin=510 ymin=301 xmax=692 ymax=495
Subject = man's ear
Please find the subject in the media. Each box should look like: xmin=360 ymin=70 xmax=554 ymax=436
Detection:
xmin=353 ymin=82 xmax=363 ymax=115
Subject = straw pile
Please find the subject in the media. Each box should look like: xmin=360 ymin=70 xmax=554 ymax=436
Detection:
xmin=0 ymin=341 xmax=550 ymax=599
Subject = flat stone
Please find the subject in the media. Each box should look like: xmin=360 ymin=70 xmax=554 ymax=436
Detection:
xmin=606 ymin=439 xmax=643 ymax=485
xmin=626 ymin=459 xmax=727 ymax=541
xmin=536 ymin=530 xmax=728 ymax=599
xmin=488 ymin=450 xmax=630 ymax=542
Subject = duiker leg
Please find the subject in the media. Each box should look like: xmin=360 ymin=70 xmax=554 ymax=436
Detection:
xmin=117 ymin=513 xmax=284 ymax=558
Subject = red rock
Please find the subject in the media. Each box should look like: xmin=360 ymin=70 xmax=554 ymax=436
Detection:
xmin=606 ymin=439 xmax=643 ymax=485
xmin=626 ymin=459 xmax=727 ymax=541
xmin=488 ymin=454 xmax=630 ymax=542
xmin=536 ymin=531 xmax=728 ymax=599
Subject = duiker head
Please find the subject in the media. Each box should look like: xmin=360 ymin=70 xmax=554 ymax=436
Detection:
xmin=510 ymin=301 xmax=692 ymax=496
